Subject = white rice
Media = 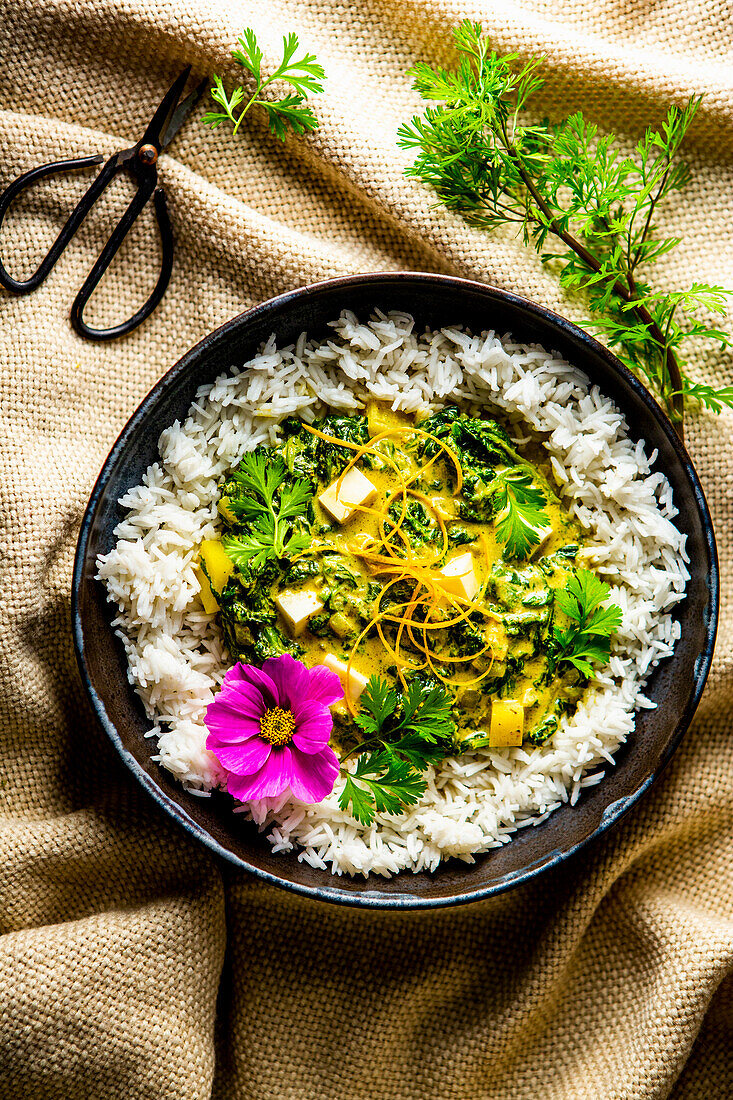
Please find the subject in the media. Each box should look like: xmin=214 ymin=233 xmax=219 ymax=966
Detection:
xmin=97 ymin=310 xmax=689 ymax=877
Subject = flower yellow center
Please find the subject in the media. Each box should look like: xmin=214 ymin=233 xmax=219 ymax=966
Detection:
xmin=259 ymin=707 xmax=296 ymax=747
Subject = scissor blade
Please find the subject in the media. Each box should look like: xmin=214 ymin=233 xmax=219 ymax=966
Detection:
xmin=160 ymin=75 xmax=209 ymax=150
xmin=139 ymin=65 xmax=192 ymax=151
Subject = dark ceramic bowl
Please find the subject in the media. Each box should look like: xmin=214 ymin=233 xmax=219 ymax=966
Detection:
xmin=72 ymin=273 xmax=718 ymax=908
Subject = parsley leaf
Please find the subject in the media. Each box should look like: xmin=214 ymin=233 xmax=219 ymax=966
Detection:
xmin=491 ymin=469 xmax=550 ymax=559
xmin=552 ymin=568 xmax=623 ymax=676
xmin=563 ymin=641 xmax=613 ymax=678
xmin=354 ymin=676 xmax=399 ymax=738
xmin=397 ymin=679 xmax=455 ymax=741
xmin=339 ymin=676 xmax=455 ymax=824
xmin=398 ymin=21 xmax=733 ymax=435
xmin=341 ymin=751 xmax=427 ymax=825
xmin=354 ymin=676 xmax=454 ymax=744
xmin=555 ymin=569 xmax=609 ymax=620
xmin=222 ymin=451 xmax=311 ymax=572
xmin=223 ymin=531 xmax=276 ymax=573
xmin=340 ymin=773 xmax=377 ymax=826
xmin=203 ymin=27 xmax=325 ymax=141
xmin=385 ymin=732 xmax=445 ymax=771
xmin=231 ymin=450 xmax=283 ymax=510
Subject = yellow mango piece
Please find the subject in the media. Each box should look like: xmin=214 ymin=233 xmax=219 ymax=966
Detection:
xmin=218 ymin=496 xmax=238 ymax=524
xmin=489 ymin=699 xmax=524 ymax=747
xmin=196 ymin=566 xmax=220 ymax=614
xmin=365 ymin=400 xmax=411 ymax=438
xmin=199 ymin=539 xmax=234 ymax=606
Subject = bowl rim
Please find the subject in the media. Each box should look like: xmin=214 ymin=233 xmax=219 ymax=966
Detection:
xmin=71 ymin=271 xmax=719 ymax=909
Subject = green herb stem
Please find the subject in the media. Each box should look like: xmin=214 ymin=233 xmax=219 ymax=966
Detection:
xmin=230 ymin=90 xmax=259 ymax=136
xmin=398 ymin=21 xmax=733 ymax=433
xmin=501 ymin=126 xmax=686 ymax=432
xmin=338 ymin=676 xmax=455 ymax=824
xmin=203 ymin=28 xmax=325 ymax=142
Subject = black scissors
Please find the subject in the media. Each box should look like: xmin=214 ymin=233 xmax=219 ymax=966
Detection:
xmin=0 ymin=67 xmax=207 ymax=341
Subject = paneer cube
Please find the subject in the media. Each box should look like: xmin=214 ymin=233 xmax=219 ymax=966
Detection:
xmin=489 ymin=700 xmax=524 ymax=747
xmin=435 ymin=552 xmax=479 ymax=601
xmin=318 ymin=467 xmax=377 ymax=524
xmin=197 ymin=539 xmax=235 ymax=612
xmin=532 ymin=523 xmax=553 ymax=554
xmin=322 ymin=654 xmax=369 ymax=706
xmin=275 ymin=589 xmax=324 ymax=637
xmin=428 ymin=495 xmax=457 ymax=522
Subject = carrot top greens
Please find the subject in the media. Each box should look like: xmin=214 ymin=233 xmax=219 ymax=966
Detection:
xmin=398 ymin=20 xmax=733 ymax=435
xmin=203 ymin=27 xmax=325 ymax=141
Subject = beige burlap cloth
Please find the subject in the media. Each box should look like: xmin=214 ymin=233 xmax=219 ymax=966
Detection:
xmin=1 ymin=1 xmax=732 ymax=1096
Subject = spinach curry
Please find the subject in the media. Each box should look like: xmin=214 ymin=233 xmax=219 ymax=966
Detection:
xmin=198 ymin=404 xmax=603 ymax=752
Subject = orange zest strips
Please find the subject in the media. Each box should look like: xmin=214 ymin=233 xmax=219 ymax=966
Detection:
xmin=300 ymin=415 xmax=498 ymax=704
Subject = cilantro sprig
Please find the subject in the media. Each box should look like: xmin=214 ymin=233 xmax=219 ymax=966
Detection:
xmin=222 ymin=451 xmax=311 ymax=571
xmin=398 ymin=21 xmax=733 ymax=436
xmin=552 ymin=569 xmax=623 ymax=676
xmin=340 ymin=753 xmax=427 ymax=825
xmin=491 ymin=469 xmax=550 ymax=559
xmin=339 ymin=677 xmax=455 ymax=825
xmin=203 ymin=28 xmax=325 ymax=141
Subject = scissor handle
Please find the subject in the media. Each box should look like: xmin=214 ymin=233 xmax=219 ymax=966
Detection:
xmin=70 ymin=182 xmax=174 ymax=341
xmin=0 ymin=154 xmax=106 ymax=293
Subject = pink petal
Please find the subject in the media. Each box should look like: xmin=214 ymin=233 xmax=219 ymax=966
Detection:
xmin=226 ymin=745 xmax=295 ymax=801
xmin=227 ymin=663 xmax=279 ymax=708
xmin=205 ymin=716 xmax=262 ymax=745
xmin=210 ymin=737 xmax=271 ymax=774
xmin=289 ymin=744 xmax=340 ymax=803
xmin=291 ymin=699 xmax=333 ymax=754
xmin=306 ymin=664 xmax=345 ymax=706
xmin=261 ymin=653 xmax=310 ymax=710
xmin=208 ymin=680 xmax=267 ymax=721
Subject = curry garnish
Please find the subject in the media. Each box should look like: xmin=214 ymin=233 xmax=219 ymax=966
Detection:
xmin=204 ymin=28 xmax=325 ymax=141
xmin=338 ymin=676 xmax=455 ymax=824
xmin=551 ymin=569 xmax=624 ymax=677
xmin=397 ymin=20 xmax=733 ymax=435
xmin=221 ymin=451 xmax=311 ymax=570
xmin=201 ymin=403 xmax=623 ymax=817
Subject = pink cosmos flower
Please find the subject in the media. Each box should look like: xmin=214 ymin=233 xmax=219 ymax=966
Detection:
xmin=205 ymin=653 xmax=343 ymax=804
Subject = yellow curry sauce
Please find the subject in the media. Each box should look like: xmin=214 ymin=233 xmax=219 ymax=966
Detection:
xmin=200 ymin=403 xmax=592 ymax=751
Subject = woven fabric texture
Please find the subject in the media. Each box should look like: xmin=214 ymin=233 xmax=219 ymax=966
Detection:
xmin=1 ymin=1 xmax=732 ymax=1097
